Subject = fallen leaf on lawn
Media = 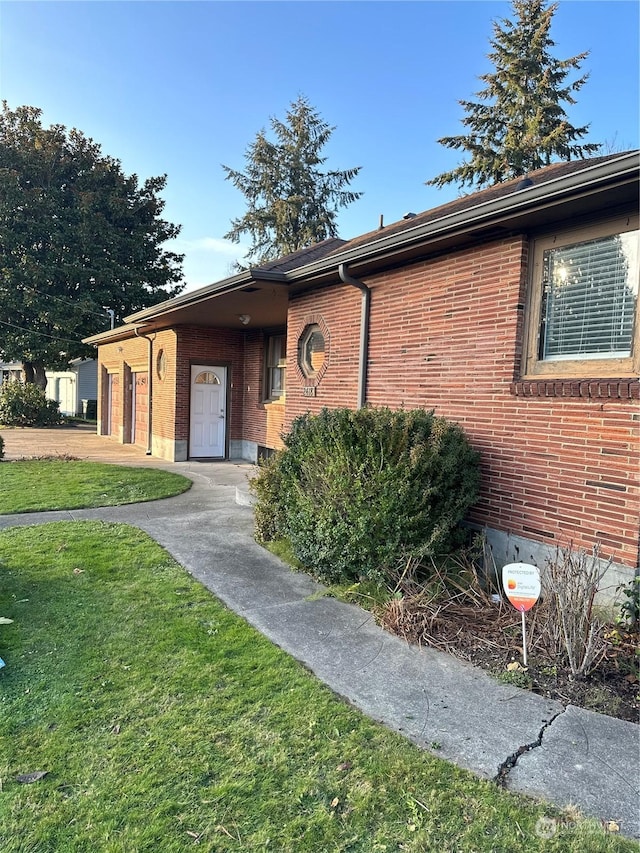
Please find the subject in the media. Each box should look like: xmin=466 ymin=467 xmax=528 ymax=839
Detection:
xmin=507 ymin=661 xmax=527 ymax=672
xmin=605 ymin=820 xmax=620 ymax=833
xmin=624 ymin=673 xmax=638 ymax=684
xmin=330 ymin=797 xmax=340 ymax=809
xmin=110 ymin=724 xmax=121 ymax=735
xmin=73 ymin=568 xmax=85 ymax=575
xmin=16 ymin=771 xmax=48 ymax=784
xmin=336 ymin=761 xmax=352 ymax=771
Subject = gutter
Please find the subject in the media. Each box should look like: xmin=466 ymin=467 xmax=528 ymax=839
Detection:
xmin=83 ymin=323 xmax=142 ymax=346
xmin=135 ymin=327 xmax=155 ymax=455
xmin=338 ymin=264 xmax=370 ymax=409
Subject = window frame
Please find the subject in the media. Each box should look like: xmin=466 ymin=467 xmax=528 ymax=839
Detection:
xmin=523 ymin=214 xmax=640 ymax=379
xmin=263 ymin=331 xmax=286 ymax=402
xmin=298 ymin=323 xmax=326 ymax=379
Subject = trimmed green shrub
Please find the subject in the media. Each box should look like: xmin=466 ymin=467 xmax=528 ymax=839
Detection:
xmin=251 ymin=407 xmax=480 ymax=585
xmin=0 ymin=381 xmax=62 ymax=427
xmin=252 ymin=450 xmax=288 ymax=545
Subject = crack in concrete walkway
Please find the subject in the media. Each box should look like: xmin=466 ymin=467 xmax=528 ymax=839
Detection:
xmin=494 ymin=708 xmax=567 ymax=786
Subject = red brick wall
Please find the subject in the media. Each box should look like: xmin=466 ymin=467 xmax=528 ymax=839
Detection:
xmin=241 ymin=329 xmax=264 ymax=444
xmin=286 ymin=286 xmax=362 ymax=424
xmin=151 ymin=329 xmax=178 ymax=445
xmin=98 ymin=337 xmax=142 ymax=441
xmin=240 ymin=329 xmax=285 ymax=450
xmin=283 ymin=237 xmax=640 ymax=568
xmin=97 ymin=330 xmax=177 ymax=446
xmin=175 ymin=326 xmax=245 ymax=444
xmin=174 ymin=326 xmax=279 ymax=451
xmin=98 ymin=326 xmax=276 ymax=456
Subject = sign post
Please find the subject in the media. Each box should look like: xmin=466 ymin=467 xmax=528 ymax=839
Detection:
xmin=502 ymin=563 xmax=541 ymax=666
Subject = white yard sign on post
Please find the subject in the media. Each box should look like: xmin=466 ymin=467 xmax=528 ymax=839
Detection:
xmin=502 ymin=563 xmax=541 ymax=666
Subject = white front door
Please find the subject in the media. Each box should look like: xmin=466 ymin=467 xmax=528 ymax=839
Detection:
xmin=189 ymin=365 xmax=227 ymax=458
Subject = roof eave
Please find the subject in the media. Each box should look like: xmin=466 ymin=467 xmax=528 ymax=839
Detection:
xmin=286 ymin=152 xmax=640 ymax=283
xmin=83 ymin=323 xmax=145 ymax=346
xmin=92 ymin=152 xmax=638 ymax=336
xmin=123 ymin=268 xmax=288 ymax=325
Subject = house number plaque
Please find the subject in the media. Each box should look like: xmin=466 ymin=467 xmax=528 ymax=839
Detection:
xmin=302 ymin=386 xmax=317 ymax=397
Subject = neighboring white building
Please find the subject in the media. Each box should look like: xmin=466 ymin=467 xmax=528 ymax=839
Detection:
xmin=45 ymin=358 xmax=98 ymax=416
xmin=0 ymin=358 xmax=97 ymax=417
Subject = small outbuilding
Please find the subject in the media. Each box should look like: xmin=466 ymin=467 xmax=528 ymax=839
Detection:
xmin=45 ymin=358 xmax=98 ymax=417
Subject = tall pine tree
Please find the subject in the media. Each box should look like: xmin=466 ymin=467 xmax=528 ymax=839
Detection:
xmin=428 ymin=0 xmax=600 ymax=191
xmin=223 ymin=96 xmax=361 ymax=266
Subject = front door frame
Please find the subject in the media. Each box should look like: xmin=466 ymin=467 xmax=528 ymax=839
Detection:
xmin=188 ymin=363 xmax=230 ymax=459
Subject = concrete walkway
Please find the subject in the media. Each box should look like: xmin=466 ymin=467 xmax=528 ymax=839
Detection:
xmin=1 ymin=426 xmax=638 ymax=839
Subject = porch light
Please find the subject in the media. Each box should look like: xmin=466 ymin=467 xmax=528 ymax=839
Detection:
xmin=238 ymin=314 xmax=251 ymax=325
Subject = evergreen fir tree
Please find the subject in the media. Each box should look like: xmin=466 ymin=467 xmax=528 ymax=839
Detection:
xmin=428 ymin=0 xmax=601 ymax=191
xmin=223 ymin=96 xmax=361 ymax=266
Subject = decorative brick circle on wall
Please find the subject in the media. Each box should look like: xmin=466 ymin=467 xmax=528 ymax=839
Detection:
xmin=295 ymin=314 xmax=330 ymax=387
xmin=156 ymin=349 xmax=167 ymax=381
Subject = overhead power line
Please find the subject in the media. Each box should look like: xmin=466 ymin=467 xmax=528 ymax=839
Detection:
xmin=0 ymin=318 xmax=84 ymax=346
xmin=18 ymin=284 xmax=112 ymax=320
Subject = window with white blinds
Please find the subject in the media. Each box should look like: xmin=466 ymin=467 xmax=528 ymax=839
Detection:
xmin=539 ymin=229 xmax=639 ymax=361
xmin=524 ymin=215 xmax=639 ymax=379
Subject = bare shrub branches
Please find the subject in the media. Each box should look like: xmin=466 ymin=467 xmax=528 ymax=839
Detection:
xmin=538 ymin=544 xmax=610 ymax=677
xmin=379 ymin=541 xmax=612 ymax=679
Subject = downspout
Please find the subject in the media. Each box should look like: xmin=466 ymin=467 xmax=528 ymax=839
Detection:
xmin=338 ymin=263 xmax=370 ymax=410
xmin=135 ymin=327 xmax=155 ymax=455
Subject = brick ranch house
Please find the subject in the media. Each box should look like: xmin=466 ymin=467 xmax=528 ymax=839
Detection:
xmin=85 ymin=151 xmax=640 ymax=594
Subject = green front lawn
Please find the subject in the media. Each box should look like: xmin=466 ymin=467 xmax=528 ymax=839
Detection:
xmin=0 ymin=522 xmax=633 ymax=852
xmin=0 ymin=460 xmax=191 ymax=514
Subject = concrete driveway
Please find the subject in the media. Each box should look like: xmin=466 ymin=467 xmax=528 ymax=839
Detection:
xmin=1 ymin=423 xmax=165 ymax=465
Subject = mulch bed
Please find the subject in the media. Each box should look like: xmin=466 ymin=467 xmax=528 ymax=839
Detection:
xmin=378 ymin=592 xmax=639 ymax=723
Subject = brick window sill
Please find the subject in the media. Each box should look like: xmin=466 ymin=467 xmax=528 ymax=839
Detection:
xmin=510 ymin=379 xmax=640 ymax=399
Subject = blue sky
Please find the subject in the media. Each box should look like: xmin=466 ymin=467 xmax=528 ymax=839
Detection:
xmin=1 ymin=0 xmax=638 ymax=292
